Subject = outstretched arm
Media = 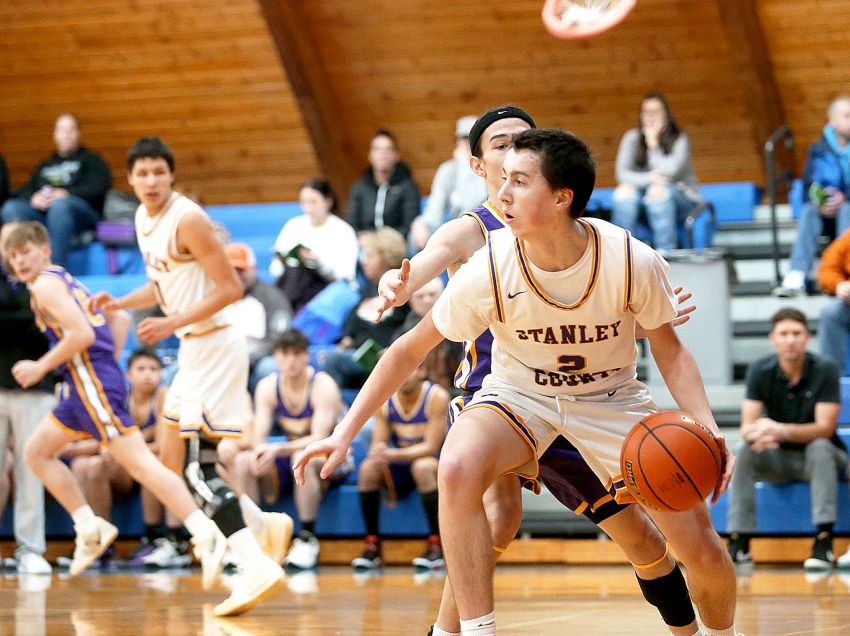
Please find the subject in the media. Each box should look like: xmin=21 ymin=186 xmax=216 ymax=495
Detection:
xmin=375 ymin=215 xmax=484 ymax=321
xmin=293 ymin=313 xmax=445 ymax=483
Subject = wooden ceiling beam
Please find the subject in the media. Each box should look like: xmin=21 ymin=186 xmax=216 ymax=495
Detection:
xmin=715 ymin=0 xmax=794 ymax=176
xmin=257 ymin=0 xmax=357 ymax=201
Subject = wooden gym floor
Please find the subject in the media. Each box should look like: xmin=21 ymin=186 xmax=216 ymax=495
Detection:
xmin=2 ymin=540 xmax=850 ymax=635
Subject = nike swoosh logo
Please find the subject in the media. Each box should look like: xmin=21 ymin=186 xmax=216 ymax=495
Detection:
xmin=607 ymin=390 xmax=617 ymax=397
xmin=507 ymin=291 xmax=527 ymax=299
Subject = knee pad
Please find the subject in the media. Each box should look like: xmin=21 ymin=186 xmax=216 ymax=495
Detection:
xmin=635 ymin=565 xmax=695 ymax=628
xmin=183 ymin=436 xmax=237 ymax=518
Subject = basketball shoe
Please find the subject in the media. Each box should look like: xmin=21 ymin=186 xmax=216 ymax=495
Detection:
xmin=69 ymin=516 xmax=118 ymax=576
xmin=726 ymin=533 xmax=752 ymax=564
xmin=285 ymin=531 xmax=320 ymax=569
xmin=412 ymin=535 xmax=444 ymax=569
xmin=351 ymin=536 xmax=383 ymax=569
xmin=193 ymin=526 xmax=229 ymax=590
xmin=803 ymin=531 xmax=835 ymax=570
xmin=212 ymin=553 xmax=285 ymax=616
xmin=254 ymin=512 xmax=293 ymax=565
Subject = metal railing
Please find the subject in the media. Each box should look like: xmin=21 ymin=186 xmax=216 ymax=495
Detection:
xmin=764 ymin=125 xmax=795 ymax=285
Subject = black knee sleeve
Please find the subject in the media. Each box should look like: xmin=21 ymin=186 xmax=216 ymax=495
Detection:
xmin=635 ymin=565 xmax=696 ymax=628
xmin=183 ymin=436 xmax=245 ymax=537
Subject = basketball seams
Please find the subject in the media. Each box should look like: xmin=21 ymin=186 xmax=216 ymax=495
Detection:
xmin=648 ymin=424 xmax=715 ymax=504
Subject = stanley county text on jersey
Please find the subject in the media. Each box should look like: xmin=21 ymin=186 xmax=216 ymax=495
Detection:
xmin=431 ymin=218 xmax=677 ymax=397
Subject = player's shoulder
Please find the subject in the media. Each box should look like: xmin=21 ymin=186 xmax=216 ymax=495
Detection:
xmin=255 ymin=372 xmax=278 ymax=399
xmin=31 ymin=267 xmax=69 ymax=295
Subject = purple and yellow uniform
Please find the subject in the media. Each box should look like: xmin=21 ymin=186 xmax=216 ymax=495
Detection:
xmin=380 ymin=381 xmax=437 ymax=502
xmin=33 ymin=267 xmax=137 ymax=444
xmin=451 ymin=203 xmax=627 ymax=523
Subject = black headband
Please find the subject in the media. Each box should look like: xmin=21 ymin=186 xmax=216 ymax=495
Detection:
xmin=468 ymin=105 xmax=537 ymax=157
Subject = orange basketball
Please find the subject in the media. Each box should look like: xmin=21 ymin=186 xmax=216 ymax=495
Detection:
xmin=620 ymin=411 xmax=723 ymax=512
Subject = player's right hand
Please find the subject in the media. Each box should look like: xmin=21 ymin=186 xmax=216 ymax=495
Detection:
xmin=711 ymin=435 xmax=735 ymax=504
xmin=292 ymin=433 xmax=350 ymax=484
xmin=251 ymin=443 xmax=279 ymax=476
xmin=89 ymin=291 xmax=119 ymax=313
xmin=374 ymin=259 xmax=411 ymax=323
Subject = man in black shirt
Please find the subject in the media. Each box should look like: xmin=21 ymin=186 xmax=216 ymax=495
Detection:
xmin=1 ymin=113 xmax=111 ymax=267
xmin=0 ymin=223 xmax=55 ymax=573
xmin=727 ymin=307 xmax=848 ymax=570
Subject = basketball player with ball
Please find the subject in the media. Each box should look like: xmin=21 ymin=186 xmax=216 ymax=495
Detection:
xmin=295 ymin=128 xmax=738 ymax=636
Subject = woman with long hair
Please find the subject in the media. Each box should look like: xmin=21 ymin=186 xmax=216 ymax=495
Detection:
xmin=611 ymin=92 xmax=701 ymax=250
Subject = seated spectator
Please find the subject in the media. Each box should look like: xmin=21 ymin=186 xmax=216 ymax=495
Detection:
xmin=59 ymin=349 xmax=167 ymax=569
xmin=817 ymin=225 xmax=850 ymax=369
xmin=221 ymin=329 xmax=346 ymax=570
xmin=346 ymin=129 xmax=421 ymax=239
xmin=612 ymin=93 xmax=701 ymax=250
xmin=320 ymin=227 xmax=409 ymax=389
xmin=351 ymin=361 xmax=448 ymax=570
xmin=727 ymin=308 xmax=848 ymax=570
xmin=776 ymin=96 xmax=850 ymax=296
xmin=0 ymin=153 xmax=9 ymax=208
xmin=409 ymin=116 xmax=484 ymax=251
xmin=271 ymin=178 xmax=359 ymax=312
xmin=1 ymin=113 xmax=111 ymax=267
xmin=225 ymin=243 xmax=293 ymax=391
xmin=0 ymin=221 xmax=53 ymax=574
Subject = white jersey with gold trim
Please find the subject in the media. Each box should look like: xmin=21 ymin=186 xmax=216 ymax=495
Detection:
xmin=431 ymin=217 xmax=677 ymax=397
xmin=135 ymin=193 xmax=231 ymax=338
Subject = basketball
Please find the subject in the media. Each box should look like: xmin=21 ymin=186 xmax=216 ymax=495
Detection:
xmin=620 ymin=410 xmax=723 ymax=512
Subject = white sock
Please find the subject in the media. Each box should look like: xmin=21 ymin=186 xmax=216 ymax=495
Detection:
xmin=432 ymin=626 xmax=461 ymax=636
xmin=71 ymin=505 xmax=96 ymax=527
xmin=704 ymin=626 xmax=736 ymax=636
xmin=672 ymin=628 xmax=703 ymax=636
xmin=238 ymin=493 xmax=265 ymax=535
xmin=228 ymin=526 xmax=266 ymax=562
xmin=183 ymin=509 xmax=214 ymax=538
xmin=460 ymin=611 xmax=495 ymax=636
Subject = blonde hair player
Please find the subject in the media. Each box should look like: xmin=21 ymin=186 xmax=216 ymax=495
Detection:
xmin=295 ymin=128 xmax=738 ymax=636
xmin=3 ymin=222 xmax=225 ymax=588
xmin=89 ymin=137 xmax=286 ymax=617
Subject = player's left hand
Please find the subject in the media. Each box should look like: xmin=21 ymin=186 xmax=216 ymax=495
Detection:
xmin=292 ymin=432 xmax=351 ymax=485
xmin=710 ymin=435 xmax=735 ymax=504
xmin=137 ymin=316 xmax=176 ymax=344
xmin=251 ymin=443 xmax=280 ymax=476
xmin=368 ymin=442 xmax=390 ymax=464
xmin=636 ymin=286 xmax=695 ymax=338
xmin=12 ymin=359 xmax=46 ymax=389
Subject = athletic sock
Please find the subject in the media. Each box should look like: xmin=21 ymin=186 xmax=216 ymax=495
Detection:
xmin=302 ymin=520 xmax=316 ymax=536
xmin=431 ymin=626 xmax=461 ymax=636
xmin=72 ymin=505 xmax=96 ymax=527
xmin=421 ymin=489 xmax=440 ymax=536
xmin=460 ymin=611 xmax=495 ymax=636
xmin=238 ymin=493 xmax=265 ymax=535
xmin=703 ymin=626 xmax=736 ymax=636
xmin=359 ymin=490 xmax=381 ymax=537
xmin=228 ymin=526 xmax=267 ymax=562
xmin=183 ymin=509 xmax=214 ymax=538
xmin=144 ymin=524 xmax=163 ymax=541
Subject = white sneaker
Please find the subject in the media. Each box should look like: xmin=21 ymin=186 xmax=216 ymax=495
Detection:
xmin=836 ymin=546 xmax=850 ymax=569
xmin=284 ymin=535 xmax=319 ymax=569
xmin=69 ymin=517 xmax=118 ymax=576
xmin=212 ymin=554 xmax=285 ymax=617
xmin=192 ymin=528 xmax=228 ymax=591
xmin=254 ymin=512 xmax=293 ymax=565
xmin=141 ymin=537 xmax=193 ymax=568
xmin=16 ymin=552 xmax=52 ymax=575
xmin=772 ymin=270 xmax=806 ymax=296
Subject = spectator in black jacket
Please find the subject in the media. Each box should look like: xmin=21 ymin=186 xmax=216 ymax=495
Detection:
xmin=346 ymin=129 xmax=421 ymax=239
xmin=1 ymin=113 xmax=111 ymax=267
xmin=0 ymin=222 xmax=54 ymax=574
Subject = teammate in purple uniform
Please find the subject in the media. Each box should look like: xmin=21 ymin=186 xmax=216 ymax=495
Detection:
xmin=4 ymin=222 xmax=226 ymax=587
xmin=352 ymin=362 xmax=448 ymax=570
xmin=372 ymin=107 xmax=700 ymax=636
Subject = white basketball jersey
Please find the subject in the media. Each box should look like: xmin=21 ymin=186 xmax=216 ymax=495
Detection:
xmin=431 ymin=218 xmax=677 ymax=397
xmin=136 ymin=193 xmax=231 ymax=338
